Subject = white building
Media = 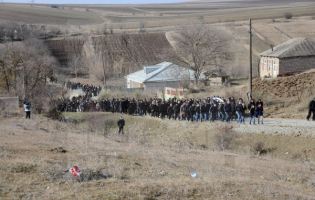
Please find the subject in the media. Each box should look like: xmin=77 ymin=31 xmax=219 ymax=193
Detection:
xmin=125 ymin=62 xmax=205 ymax=91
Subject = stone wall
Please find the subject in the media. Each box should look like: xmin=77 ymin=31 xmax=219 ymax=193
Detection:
xmin=279 ymin=56 xmax=315 ymax=75
xmin=0 ymin=96 xmax=19 ymax=112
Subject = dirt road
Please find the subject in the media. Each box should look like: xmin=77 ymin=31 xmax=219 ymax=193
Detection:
xmin=232 ymin=118 xmax=315 ymax=137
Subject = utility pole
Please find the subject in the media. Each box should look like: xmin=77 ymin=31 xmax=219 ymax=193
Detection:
xmin=249 ymin=19 xmax=253 ymax=99
xmin=101 ymin=53 xmax=106 ymax=89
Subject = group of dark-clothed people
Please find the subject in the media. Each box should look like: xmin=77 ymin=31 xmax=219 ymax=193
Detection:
xmin=56 ymin=95 xmax=104 ymax=113
xmin=58 ymin=81 xmax=315 ymax=124
xmin=61 ymin=95 xmax=265 ymax=124
xmin=66 ymin=81 xmax=102 ymax=99
xmin=26 ymin=79 xmax=315 ymax=123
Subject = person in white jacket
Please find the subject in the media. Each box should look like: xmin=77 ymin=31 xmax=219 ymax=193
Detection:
xmin=24 ymin=102 xmax=31 ymax=119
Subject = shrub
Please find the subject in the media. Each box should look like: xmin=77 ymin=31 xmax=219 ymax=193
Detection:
xmin=84 ymin=113 xmax=115 ymax=136
xmin=213 ymin=126 xmax=239 ymax=150
xmin=45 ymin=99 xmax=62 ymax=120
xmin=251 ymin=141 xmax=265 ymax=155
xmin=283 ymin=12 xmax=293 ymax=19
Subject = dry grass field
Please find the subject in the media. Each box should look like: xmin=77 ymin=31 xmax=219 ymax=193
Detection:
xmin=1 ymin=112 xmax=315 ymax=199
xmin=0 ymin=4 xmax=101 ymax=25
xmin=1 ymin=1 xmax=315 ymax=28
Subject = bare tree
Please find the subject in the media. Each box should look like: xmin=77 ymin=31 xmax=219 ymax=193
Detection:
xmin=173 ymin=22 xmax=225 ymax=85
xmin=165 ymin=64 xmax=191 ymax=89
xmin=0 ymin=38 xmax=57 ymax=101
xmin=68 ymin=55 xmax=82 ymax=79
xmin=89 ymin=53 xmax=113 ymax=88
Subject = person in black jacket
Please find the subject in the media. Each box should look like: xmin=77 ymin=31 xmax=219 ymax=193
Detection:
xmin=173 ymin=103 xmax=180 ymax=120
xmin=139 ymin=100 xmax=145 ymax=116
xmin=249 ymin=104 xmax=256 ymax=124
xmin=210 ymin=103 xmax=217 ymax=122
xmin=239 ymin=102 xmax=247 ymax=124
xmin=167 ymin=103 xmax=174 ymax=120
xmin=195 ymin=103 xmax=201 ymax=122
xmin=185 ymin=103 xmax=191 ymax=121
xmin=201 ymin=103 xmax=207 ymax=122
xmin=111 ymin=98 xmax=116 ymax=113
xmin=231 ymin=100 xmax=236 ymax=121
xmin=248 ymin=99 xmax=256 ymax=110
xmin=151 ymin=101 xmax=159 ymax=118
xmin=205 ymin=102 xmax=211 ymax=121
xmin=160 ymin=101 xmax=167 ymax=119
xmin=307 ymin=97 xmax=315 ymax=121
xmin=219 ymin=102 xmax=225 ymax=122
xmin=255 ymin=99 xmax=263 ymax=109
xmin=235 ymin=101 xmax=242 ymax=123
xmin=189 ymin=104 xmax=196 ymax=122
xmin=224 ymin=101 xmax=232 ymax=122
xmin=117 ymin=116 xmax=125 ymax=134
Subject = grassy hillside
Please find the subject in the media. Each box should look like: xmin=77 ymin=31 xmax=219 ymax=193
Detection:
xmin=1 ymin=112 xmax=315 ymax=199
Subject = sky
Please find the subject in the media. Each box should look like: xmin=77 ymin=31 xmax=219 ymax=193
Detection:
xmin=1 ymin=0 xmax=187 ymax=4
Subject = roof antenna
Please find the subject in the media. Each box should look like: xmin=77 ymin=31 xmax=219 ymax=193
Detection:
xmin=270 ymin=44 xmax=274 ymax=51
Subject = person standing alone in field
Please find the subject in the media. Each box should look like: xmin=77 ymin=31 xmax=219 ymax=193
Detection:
xmin=306 ymin=97 xmax=315 ymax=121
xmin=117 ymin=116 xmax=125 ymax=134
xmin=24 ymin=102 xmax=31 ymax=119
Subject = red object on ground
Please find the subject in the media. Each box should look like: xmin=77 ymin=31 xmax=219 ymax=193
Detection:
xmin=69 ymin=166 xmax=81 ymax=177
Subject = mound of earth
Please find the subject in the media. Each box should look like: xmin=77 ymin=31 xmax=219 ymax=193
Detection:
xmin=253 ymin=71 xmax=315 ymax=98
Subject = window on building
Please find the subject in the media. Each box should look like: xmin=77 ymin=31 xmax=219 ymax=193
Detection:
xmin=268 ymin=60 xmax=271 ymax=71
xmin=263 ymin=60 xmax=266 ymax=71
xmin=273 ymin=60 xmax=276 ymax=71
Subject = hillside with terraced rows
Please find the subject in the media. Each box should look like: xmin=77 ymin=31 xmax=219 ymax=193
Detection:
xmin=92 ymin=32 xmax=178 ymax=67
xmin=45 ymin=37 xmax=85 ymax=66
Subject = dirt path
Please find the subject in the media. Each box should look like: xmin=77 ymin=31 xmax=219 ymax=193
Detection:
xmin=144 ymin=115 xmax=315 ymax=137
xmin=232 ymin=118 xmax=315 ymax=137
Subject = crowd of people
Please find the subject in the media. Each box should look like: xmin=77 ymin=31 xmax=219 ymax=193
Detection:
xmin=66 ymin=81 xmax=102 ymax=99
xmin=58 ymin=82 xmax=266 ymax=124
xmin=57 ymin=82 xmax=102 ymax=112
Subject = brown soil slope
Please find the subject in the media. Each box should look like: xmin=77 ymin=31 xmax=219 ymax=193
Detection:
xmin=45 ymin=37 xmax=85 ymax=66
xmin=252 ymin=71 xmax=315 ymax=119
xmin=253 ymin=71 xmax=315 ymax=99
xmin=92 ymin=33 xmax=177 ymax=67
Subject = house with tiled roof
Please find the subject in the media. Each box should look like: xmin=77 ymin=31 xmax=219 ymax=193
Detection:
xmin=259 ymin=38 xmax=315 ymax=78
xmin=125 ymin=62 xmax=205 ymax=91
